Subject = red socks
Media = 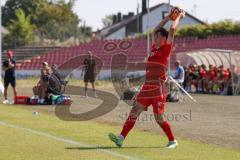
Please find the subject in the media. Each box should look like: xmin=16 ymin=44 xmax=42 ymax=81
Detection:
xmin=120 ymin=116 xmax=175 ymax=142
xmin=120 ymin=115 xmax=137 ymax=138
xmin=159 ymin=121 xmax=175 ymax=141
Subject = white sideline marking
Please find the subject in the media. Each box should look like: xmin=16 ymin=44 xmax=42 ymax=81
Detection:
xmin=0 ymin=121 xmax=142 ymax=160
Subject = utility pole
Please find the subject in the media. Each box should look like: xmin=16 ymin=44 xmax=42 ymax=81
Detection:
xmin=0 ymin=0 xmax=4 ymax=93
xmin=228 ymin=51 xmax=236 ymax=95
xmin=136 ymin=0 xmax=140 ymax=33
xmin=147 ymin=0 xmax=150 ymax=55
xmin=0 ymin=0 xmax=2 ymax=81
xmin=167 ymin=0 xmax=171 ymax=75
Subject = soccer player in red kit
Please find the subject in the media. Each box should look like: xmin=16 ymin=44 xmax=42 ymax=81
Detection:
xmin=109 ymin=8 xmax=185 ymax=149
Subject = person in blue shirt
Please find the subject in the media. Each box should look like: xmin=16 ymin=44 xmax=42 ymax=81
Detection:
xmin=168 ymin=60 xmax=185 ymax=102
xmin=173 ymin=60 xmax=185 ymax=83
xmin=2 ymin=50 xmax=17 ymax=104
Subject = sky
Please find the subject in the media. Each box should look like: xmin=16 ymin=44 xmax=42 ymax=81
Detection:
xmin=1 ymin=0 xmax=240 ymax=31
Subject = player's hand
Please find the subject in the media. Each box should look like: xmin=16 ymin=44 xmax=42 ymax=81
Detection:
xmin=179 ymin=10 xmax=186 ymax=19
xmin=169 ymin=7 xmax=185 ymax=20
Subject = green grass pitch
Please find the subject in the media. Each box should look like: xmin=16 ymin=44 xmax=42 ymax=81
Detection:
xmin=0 ymin=104 xmax=239 ymax=160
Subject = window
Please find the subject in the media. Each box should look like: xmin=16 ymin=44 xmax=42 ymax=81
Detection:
xmin=162 ymin=11 xmax=168 ymax=19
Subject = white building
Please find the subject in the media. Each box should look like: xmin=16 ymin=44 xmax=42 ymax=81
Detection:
xmin=96 ymin=1 xmax=206 ymax=39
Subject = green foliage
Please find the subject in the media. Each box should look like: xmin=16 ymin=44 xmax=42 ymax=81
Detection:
xmin=2 ymin=0 xmax=91 ymax=46
xmin=79 ymin=26 xmax=92 ymax=42
xmin=233 ymin=21 xmax=240 ymax=34
xmin=0 ymin=103 xmax=240 ymax=160
xmin=36 ymin=0 xmax=80 ymax=41
xmin=2 ymin=0 xmax=47 ymax=27
xmin=4 ymin=9 xmax=35 ymax=46
xmin=102 ymin=14 xmax=114 ymax=28
xmin=176 ymin=20 xmax=240 ymax=38
xmin=211 ymin=19 xmax=235 ymax=35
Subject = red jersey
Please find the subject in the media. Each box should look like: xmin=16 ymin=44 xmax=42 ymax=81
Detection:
xmin=145 ymin=43 xmax=173 ymax=82
xmin=207 ymin=70 xmax=216 ymax=81
xmin=137 ymin=43 xmax=173 ymax=115
xmin=199 ymin=68 xmax=207 ymax=78
xmin=223 ymin=70 xmax=230 ymax=80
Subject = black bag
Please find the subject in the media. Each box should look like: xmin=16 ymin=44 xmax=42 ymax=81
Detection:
xmin=123 ymin=90 xmax=135 ymax=100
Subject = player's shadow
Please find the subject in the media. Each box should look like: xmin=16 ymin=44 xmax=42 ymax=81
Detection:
xmin=65 ymin=146 xmax=164 ymax=150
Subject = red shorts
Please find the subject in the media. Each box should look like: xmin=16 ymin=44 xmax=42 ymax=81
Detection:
xmin=136 ymin=83 xmax=167 ymax=115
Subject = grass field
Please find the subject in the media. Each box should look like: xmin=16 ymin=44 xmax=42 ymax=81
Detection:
xmin=0 ymin=104 xmax=240 ymax=160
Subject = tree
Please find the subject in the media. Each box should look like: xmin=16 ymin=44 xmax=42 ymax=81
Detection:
xmin=79 ymin=25 xmax=92 ymax=42
xmin=35 ymin=0 xmax=80 ymax=41
xmin=210 ymin=19 xmax=235 ymax=35
xmin=2 ymin=0 xmax=47 ymax=26
xmin=176 ymin=20 xmax=240 ymax=38
xmin=2 ymin=0 xmax=83 ymax=43
xmin=5 ymin=9 xmax=35 ymax=46
xmin=102 ymin=14 xmax=114 ymax=28
xmin=233 ymin=21 xmax=240 ymax=34
xmin=2 ymin=0 xmax=92 ymax=42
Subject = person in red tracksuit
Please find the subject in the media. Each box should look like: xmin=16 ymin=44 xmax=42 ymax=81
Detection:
xmin=109 ymin=7 xmax=185 ymax=149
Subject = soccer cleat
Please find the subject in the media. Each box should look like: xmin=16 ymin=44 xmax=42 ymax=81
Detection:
xmin=3 ymin=100 xmax=9 ymax=104
xmin=93 ymin=92 xmax=98 ymax=98
xmin=108 ymin=133 xmax=123 ymax=148
xmin=84 ymin=93 xmax=88 ymax=98
xmin=166 ymin=140 xmax=178 ymax=149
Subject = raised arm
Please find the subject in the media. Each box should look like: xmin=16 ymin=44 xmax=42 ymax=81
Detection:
xmin=167 ymin=11 xmax=185 ymax=44
xmin=153 ymin=15 xmax=171 ymax=35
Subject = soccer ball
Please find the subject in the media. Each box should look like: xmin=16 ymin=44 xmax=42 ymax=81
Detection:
xmin=170 ymin=7 xmax=182 ymax=20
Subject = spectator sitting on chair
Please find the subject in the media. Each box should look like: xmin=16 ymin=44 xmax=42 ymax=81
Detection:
xmin=2 ymin=50 xmax=17 ymax=104
xmin=81 ymin=51 xmax=97 ymax=97
xmin=51 ymin=64 xmax=64 ymax=84
xmin=168 ymin=60 xmax=185 ymax=101
xmin=198 ymin=64 xmax=207 ymax=93
xmin=205 ymin=65 xmax=216 ymax=93
xmin=172 ymin=61 xmax=185 ymax=84
xmin=50 ymin=64 xmax=68 ymax=94
xmin=33 ymin=62 xmax=52 ymax=104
